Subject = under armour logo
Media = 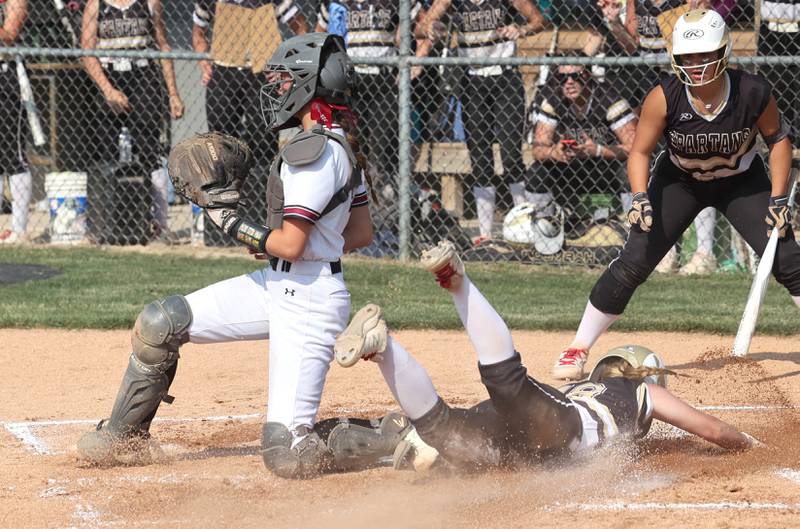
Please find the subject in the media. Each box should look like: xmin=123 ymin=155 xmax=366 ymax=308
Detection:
xmin=680 ymin=113 xmax=693 ymax=121
xmin=285 ymin=288 xmax=295 ymax=296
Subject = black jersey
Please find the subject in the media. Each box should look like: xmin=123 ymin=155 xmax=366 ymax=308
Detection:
xmin=633 ymin=0 xmax=684 ymax=55
xmin=193 ymin=0 xmax=299 ymax=28
xmin=96 ymin=0 xmax=154 ymax=51
xmin=452 ymin=0 xmax=517 ymax=76
xmin=316 ymin=1 xmax=422 ymax=73
xmin=562 ymin=377 xmax=654 ymax=449
xmin=661 ymin=70 xmax=772 ymax=180
xmin=534 ymin=80 xmax=636 ymax=147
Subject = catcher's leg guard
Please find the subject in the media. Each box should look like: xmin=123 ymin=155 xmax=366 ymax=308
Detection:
xmin=323 ymin=413 xmax=412 ymax=471
xmin=77 ymin=296 xmax=191 ymax=464
xmin=261 ymin=423 xmax=333 ymax=479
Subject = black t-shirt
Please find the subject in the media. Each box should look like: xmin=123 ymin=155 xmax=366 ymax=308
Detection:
xmin=534 ymin=78 xmax=636 ymax=148
xmin=661 ymin=69 xmax=772 ymax=180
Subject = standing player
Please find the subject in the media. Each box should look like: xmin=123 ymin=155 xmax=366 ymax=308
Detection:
xmin=334 ymin=240 xmax=759 ymax=471
xmin=417 ymin=0 xmax=546 ymax=244
xmin=0 ymin=0 xmax=32 ymax=245
xmin=81 ymin=0 xmax=185 ymax=239
xmin=315 ymin=0 xmax=428 ymax=196
xmin=76 ymin=34 xmax=417 ymax=478
xmin=551 ymin=9 xmax=800 ymax=380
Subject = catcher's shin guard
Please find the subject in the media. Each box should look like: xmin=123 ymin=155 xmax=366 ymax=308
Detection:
xmin=324 ymin=413 xmax=412 ymax=471
xmin=77 ymin=296 xmax=191 ymax=464
xmin=261 ymin=423 xmax=333 ymax=479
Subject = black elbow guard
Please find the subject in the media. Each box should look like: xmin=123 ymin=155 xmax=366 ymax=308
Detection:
xmin=763 ymin=115 xmax=792 ymax=146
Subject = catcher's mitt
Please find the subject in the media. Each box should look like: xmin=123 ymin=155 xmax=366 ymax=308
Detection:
xmin=167 ymin=132 xmax=254 ymax=208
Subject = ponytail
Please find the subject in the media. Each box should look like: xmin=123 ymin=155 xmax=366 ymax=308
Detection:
xmin=594 ymin=358 xmax=678 ymax=383
xmin=334 ymin=109 xmax=379 ymax=204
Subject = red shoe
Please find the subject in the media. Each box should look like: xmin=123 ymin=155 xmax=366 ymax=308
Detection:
xmin=552 ymin=347 xmax=588 ymax=380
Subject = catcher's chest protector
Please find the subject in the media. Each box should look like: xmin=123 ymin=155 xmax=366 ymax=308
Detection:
xmin=266 ymin=125 xmax=363 ymax=230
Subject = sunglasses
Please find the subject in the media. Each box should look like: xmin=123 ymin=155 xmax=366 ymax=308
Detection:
xmin=555 ymin=71 xmax=588 ymax=83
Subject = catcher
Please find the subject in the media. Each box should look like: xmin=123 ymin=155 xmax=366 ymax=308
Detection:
xmin=333 ymin=240 xmax=761 ymax=471
xmin=76 ymin=33 xmax=427 ymax=477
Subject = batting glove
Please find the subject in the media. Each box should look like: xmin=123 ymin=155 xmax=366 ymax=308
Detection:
xmin=626 ymin=192 xmax=654 ymax=232
xmin=766 ymin=194 xmax=791 ymax=239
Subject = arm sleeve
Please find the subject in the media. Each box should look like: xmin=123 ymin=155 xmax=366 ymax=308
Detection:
xmin=317 ymin=1 xmax=330 ymax=29
xmin=275 ymin=0 xmax=299 ymax=24
xmin=193 ymin=0 xmax=214 ymax=27
xmin=534 ymin=97 xmax=559 ymax=127
xmin=351 ymin=182 xmax=369 ymax=209
xmin=605 ymin=97 xmax=636 ymax=131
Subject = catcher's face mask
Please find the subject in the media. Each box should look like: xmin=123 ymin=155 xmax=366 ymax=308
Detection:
xmin=260 ymin=67 xmax=297 ymax=130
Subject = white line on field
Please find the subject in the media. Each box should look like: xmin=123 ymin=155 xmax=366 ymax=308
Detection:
xmin=1 ymin=413 xmax=264 ymax=455
xmin=553 ymin=501 xmax=800 ymax=512
xmin=776 ymin=468 xmax=800 ymax=484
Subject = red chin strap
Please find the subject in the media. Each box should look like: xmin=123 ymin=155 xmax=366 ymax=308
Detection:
xmin=310 ymin=98 xmax=357 ymax=128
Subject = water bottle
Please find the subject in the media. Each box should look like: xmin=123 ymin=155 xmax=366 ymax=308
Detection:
xmin=191 ymin=203 xmax=205 ymax=245
xmin=118 ymin=126 xmax=133 ymax=164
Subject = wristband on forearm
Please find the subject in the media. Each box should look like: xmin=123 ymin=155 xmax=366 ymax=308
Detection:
xmin=219 ymin=211 xmax=271 ymax=253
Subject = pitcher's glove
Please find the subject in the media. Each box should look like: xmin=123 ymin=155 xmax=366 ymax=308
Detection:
xmin=167 ymin=132 xmax=253 ymax=208
xmin=627 ymin=191 xmax=654 ymax=232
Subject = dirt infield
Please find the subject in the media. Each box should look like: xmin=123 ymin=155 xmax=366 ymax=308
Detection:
xmin=2 ymin=328 xmax=800 ymax=529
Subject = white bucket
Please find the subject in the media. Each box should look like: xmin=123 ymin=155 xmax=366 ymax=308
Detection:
xmin=45 ymin=172 xmax=88 ymax=244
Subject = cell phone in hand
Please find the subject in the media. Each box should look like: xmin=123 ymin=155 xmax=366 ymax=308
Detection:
xmin=560 ymin=139 xmax=578 ymax=148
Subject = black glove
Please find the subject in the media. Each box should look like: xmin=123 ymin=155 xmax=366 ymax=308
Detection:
xmin=766 ymin=194 xmax=791 ymax=238
xmin=626 ymin=192 xmax=653 ymax=232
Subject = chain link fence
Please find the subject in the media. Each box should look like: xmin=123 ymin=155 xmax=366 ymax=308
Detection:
xmin=1 ymin=0 xmax=797 ymax=272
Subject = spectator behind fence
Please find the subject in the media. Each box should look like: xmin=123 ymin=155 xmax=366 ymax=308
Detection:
xmin=192 ymin=0 xmax=307 ymax=246
xmin=418 ymin=0 xmax=546 ymax=245
xmin=758 ymin=0 xmax=800 ymax=150
xmin=582 ymin=0 xmax=637 ymax=60
xmin=624 ymin=0 xmax=710 ymax=108
xmin=315 ymin=1 xmax=432 ymax=198
xmin=529 ymin=57 xmax=637 ymax=232
xmin=80 ymin=0 xmax=184 ymax=241
xmin=0 ymin=0 xmax=31 ymax=245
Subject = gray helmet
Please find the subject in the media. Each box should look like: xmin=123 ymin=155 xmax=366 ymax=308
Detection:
xmin=260 ymin=33 xmax=354 ymax=130
xmin=588 ymin=345 xmax=668 ymax=388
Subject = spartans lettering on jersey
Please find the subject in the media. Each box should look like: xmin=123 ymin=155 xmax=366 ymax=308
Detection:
xmin=462 ymin=8 xmax=504 ymax=32
xmin=348 ymin=7 xmax=391 ymax=30
xmin=99 ymin=17 xmax=150 ymax=39
xmin=668 ymin=128 xmax=754 ymax=155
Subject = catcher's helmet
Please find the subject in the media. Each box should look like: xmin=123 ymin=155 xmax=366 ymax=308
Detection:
xmin=260 ymin=33 xmax=354 ymax=130
xmin=588 ymin=345 xmax=668 ymax=388
xmin=502 ymin=201 xmax=564 ymax=255
xmin=670 ymin=9 xmax=731 ymax=86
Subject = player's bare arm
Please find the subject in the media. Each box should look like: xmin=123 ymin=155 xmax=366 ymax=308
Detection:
xmin=81 ymin=0 xmax=131 ymax=113
xmin=264 ymin=218 xmax=314 ymax=262
xmin=416 ymin=0 xmax=451 ymax=40
xmin=0 ymin=0 xmax=26 ymax=45
xmin=648 ymin=383 xmax=754 ymax=451
xmin=150 ymin=0 xmax=183 ymax=119
xmin=287 ymin=11 xmax=309 ymax=35
xmin=507 ymin=0 xmax=547 ymax=37
xmin=342 ymin=205 xmax=374 ymax=253
xmin=757 ymin=95 xmax=792 ymax=198
xmin=627 ymin=86 xmax=667 ymax=194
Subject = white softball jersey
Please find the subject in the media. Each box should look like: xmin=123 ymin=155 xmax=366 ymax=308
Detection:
xmin=184 ymin=126 xmax=368 ymax=438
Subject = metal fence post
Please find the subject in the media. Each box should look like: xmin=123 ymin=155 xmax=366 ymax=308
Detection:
xmin=397 ymin=0 xmax=412 ymax=261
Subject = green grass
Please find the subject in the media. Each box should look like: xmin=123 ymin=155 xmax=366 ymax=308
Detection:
xmin=1 ymin=247 xmax=798 ymax=335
